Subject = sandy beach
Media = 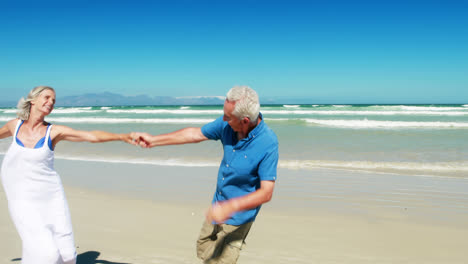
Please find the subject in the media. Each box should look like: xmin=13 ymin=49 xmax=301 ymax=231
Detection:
xmin=1 ymin=159 xmax=468 ymax=264
xmin=1 ymin=0 xmax=468 ymax=261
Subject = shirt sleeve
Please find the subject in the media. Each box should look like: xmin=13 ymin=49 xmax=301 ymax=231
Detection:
xmin=258 ymin=145 xmax=279 ymax=181
xmin=201 ymin=116 xmax=225 ymax=140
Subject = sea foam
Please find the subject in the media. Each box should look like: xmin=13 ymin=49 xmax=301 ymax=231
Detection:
xmin=106 ymin=109 xmax=222 ymax=114
xmin=47 ymin=117 xmax=214 ymax=124
xmin=304 ymin=119 xmax=468 ymax=129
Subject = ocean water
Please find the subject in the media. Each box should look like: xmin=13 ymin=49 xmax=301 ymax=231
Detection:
xmin=0 ymin=104 xmax=467 ymax=178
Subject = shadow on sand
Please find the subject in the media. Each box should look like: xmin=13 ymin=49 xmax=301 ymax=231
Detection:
xmin=11 ymin=251 xmax=131 ymax=264
xmin=77 ymin=251 xmax=131 ymax=264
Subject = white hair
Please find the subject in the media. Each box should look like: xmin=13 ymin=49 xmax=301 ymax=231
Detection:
xmin=226 ymin=86 xmax=260 ymax=123
xmin=17 ymin=86 xmax=55 ymax=120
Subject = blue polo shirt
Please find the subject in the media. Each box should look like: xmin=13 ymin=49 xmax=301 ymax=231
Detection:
xmin=201 ymin=113 xmax=278 ymax=225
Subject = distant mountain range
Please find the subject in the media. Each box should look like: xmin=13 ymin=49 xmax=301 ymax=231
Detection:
xmin=56 ymin=92 xmax=230 ymax=106
xmin=0 ymin=92 xmax=227 ymax=107
xmin=0 ymin=92 xmax=298 ymax=107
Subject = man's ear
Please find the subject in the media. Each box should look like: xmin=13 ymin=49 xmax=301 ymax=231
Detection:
xmin=242 ymin=117 xmax=250 ymax=124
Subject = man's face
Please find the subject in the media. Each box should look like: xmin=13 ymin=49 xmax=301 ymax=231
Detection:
xmin=223 ymin=100 xmax=243 ymax=132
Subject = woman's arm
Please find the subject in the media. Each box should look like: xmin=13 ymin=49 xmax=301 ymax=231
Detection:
xmin=0 ymin=120 xmax=18 ymax=140
xmin=52 ymin=125 xmax=134 ymax=147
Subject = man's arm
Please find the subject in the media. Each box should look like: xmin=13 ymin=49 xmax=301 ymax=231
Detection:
xmin=206 ymin=180 xmax=275 ymax=223
xmin=133 ymin=127 xmax=209 ymax=148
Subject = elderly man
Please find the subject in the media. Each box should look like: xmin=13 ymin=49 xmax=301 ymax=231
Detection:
xmin=134 ymin=86 xmax=278 ymax=263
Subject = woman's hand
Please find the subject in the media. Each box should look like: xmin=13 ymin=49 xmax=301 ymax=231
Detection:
xmin=129 ymin=132 xmax=153 ymax=148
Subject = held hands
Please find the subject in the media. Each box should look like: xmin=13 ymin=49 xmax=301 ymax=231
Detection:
xmin=128 ymin=132 xmax=153 ymax=148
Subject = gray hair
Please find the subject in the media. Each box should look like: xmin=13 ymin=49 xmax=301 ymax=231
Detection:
xmin=17 ymin=86 xmax=55 ymax=120
xmin=226 ymin=86 xmax=260 ymax=123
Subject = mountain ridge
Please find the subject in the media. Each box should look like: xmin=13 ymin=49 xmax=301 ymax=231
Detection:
xmin=0 ymin=92 xmax=227 ymax=107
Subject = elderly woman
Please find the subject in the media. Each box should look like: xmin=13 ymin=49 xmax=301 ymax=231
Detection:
xmin=0 ymin=86 xmax=136 ymax=264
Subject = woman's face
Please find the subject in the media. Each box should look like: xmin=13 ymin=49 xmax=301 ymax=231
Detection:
xmin=32 ymin=89 xmax=56 ymax=115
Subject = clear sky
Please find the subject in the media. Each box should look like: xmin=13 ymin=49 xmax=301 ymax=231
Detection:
xmin=1 ymin=0 xmax=467 ymax=104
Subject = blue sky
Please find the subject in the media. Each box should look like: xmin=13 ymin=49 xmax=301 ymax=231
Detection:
xmin=1 ymin=0 xmax=467 ymax=103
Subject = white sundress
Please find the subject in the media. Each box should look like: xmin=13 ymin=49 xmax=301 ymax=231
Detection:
xmin=1 ymin=120 xmax=76 ymax=264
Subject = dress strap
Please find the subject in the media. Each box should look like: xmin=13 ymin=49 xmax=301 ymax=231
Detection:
xmin=44 ymin=124 xmax=53 ymax=149
xmin=13 ymin=119 xmax=24 ymax=142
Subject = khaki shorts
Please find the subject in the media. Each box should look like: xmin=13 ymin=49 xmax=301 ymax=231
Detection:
xmin=196 ymin=220 xmax=253 ymax=264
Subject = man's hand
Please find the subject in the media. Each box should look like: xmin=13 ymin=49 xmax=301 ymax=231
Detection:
xmin=206 ymin=200 xmax=239 ymax=223
xmin=130 ymin=132 xmax=153 ymax=148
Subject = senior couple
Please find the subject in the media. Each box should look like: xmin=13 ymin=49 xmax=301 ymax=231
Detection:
xmin=0 ymin=85 xmax=278 ymax=264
